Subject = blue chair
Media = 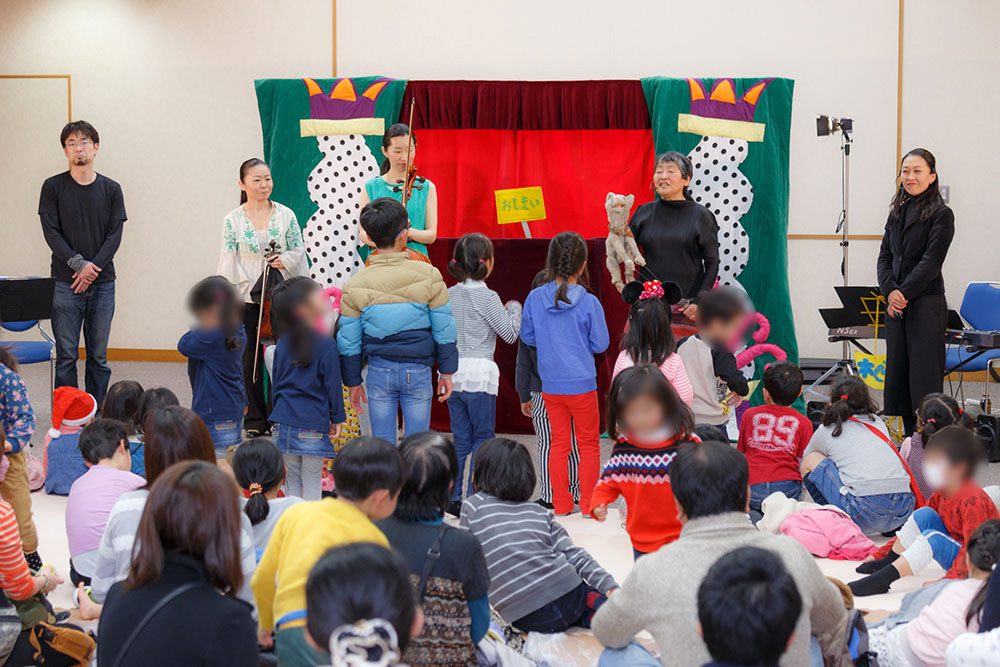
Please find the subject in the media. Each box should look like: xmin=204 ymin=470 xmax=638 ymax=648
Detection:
xmin=0 ymin=319 xmax=55 ymax=407
xmin=945 ymin=281 xmax=1000 ymax=379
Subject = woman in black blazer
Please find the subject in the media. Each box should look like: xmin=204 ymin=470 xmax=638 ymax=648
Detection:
xmin=96 ymin=461 xmax=257 ymax=667
xmin=877 ymin=148 xmax=955 ymax=434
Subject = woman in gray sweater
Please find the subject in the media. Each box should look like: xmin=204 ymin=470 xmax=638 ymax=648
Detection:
xmin=801 ymin=376 xmax=915 ymax=534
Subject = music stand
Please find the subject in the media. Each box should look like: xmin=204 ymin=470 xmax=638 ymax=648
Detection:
xmin=0 ymin=277 xmax=55 ymax=322
xmin=806 ymin=285 xmax=885 ymax=401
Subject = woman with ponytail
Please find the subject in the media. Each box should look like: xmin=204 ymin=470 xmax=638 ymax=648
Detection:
xmin=178 ymin=276 xmax=247 ymax=461
xmin=865 ymin=519 xmax=1000 ymax=667
xmin=520 ymin=232 xmax=609 ymax=517
xmin=445 ymin=233 xmax=521 ymax=512
xmin=877 ymin=148 xmax=955 ymax=436
xmin=233 ymin=437 xmax=301 ymax=553
xmin=218 ymin=158 xmax=309 ymax=436
xmin=900 ymin=393 xmax=973 ymax=499
xmin=800 ymin=376 xmax=915 ymax=534
xmin=358 ymin=124 xmax=439 ymax=261
xmin=628 ymin=151 xmax=720 ymax=336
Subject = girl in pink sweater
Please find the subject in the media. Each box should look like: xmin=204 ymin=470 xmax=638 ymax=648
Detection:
xmin=612 ymin=280 xmax=692 ymax=406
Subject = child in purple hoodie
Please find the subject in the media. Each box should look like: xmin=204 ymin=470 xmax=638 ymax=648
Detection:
xmin=520 ymin=232 xmax=609 ymax=517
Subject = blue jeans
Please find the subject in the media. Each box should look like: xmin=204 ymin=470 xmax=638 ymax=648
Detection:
xmin=598 ymin=643 xmax=660 ymax=666
xmin=447 ymin=391 xmax=496 ymax=501
xmin=272 ymin=424 xmax=332 ymax=500
xmin=803 ymin=458 xmax=914 ymax=533
xmin=51 ymin=280 xmax=115 ymax=406
xmin=205 ymin=419 xmax=243 ymax=458
xmin=512 ymin=581 xmax=604 ymax=633
xmin=365 ymin=357 xmax=433 ymax=445
xmin=749 ymin=479 xmax=803 ymax=522
xmin=909 ymin=506 xmax=962 ymax=569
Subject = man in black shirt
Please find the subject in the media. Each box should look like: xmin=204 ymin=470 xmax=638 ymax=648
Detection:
xmin=38 ymin=121 xmax=126 ymax=406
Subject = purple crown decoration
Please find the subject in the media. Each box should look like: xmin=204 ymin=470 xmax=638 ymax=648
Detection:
xmin=679 ymin=78 xmax=774 ymax=141
xmin=300 ymin=77 xmax=392 ymax=136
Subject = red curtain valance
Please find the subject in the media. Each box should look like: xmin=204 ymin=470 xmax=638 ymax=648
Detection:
xmin=400 ymin=80 xmax=651 ymax=130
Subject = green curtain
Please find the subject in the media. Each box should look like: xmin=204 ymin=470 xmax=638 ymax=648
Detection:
xmin=641 ymin=77 xmax=797 ymax=397
xmin=254 ymin=77 xmax=408 ymax=231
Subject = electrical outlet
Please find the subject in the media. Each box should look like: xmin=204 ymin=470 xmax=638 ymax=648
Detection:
xmin=940 ymin=185 xmax=950 ymax=203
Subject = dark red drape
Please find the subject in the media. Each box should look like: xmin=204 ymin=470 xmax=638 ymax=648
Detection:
xmin=401 ymin=80 xmax=651 ymax=130
xmin=427 ymin=238 xmax=630 ymax=435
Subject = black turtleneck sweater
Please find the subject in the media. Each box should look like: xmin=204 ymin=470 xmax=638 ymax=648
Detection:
xmin=628 ymin=198 xmax=720 ymax=301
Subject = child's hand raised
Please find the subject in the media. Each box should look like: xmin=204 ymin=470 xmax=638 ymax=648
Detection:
xmin=591 ymin=504 xmax=608 ymax=522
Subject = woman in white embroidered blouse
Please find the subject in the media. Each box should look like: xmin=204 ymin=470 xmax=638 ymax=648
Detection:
xmin=217 ymin=158 xmax=308 ymax=435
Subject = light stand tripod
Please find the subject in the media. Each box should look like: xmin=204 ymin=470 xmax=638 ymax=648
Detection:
xmin=805 ymin=117 xmax=856 ymax=402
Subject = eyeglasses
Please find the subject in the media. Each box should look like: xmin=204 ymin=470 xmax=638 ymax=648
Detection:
xmin=65 ymin=141 xmax=94 ymax=149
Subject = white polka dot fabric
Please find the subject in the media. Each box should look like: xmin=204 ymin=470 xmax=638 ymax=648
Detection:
xmin=687 ymin=136 xmax=752 ymax=286
xmin=305 ymin=134 xmax=379 ymax=289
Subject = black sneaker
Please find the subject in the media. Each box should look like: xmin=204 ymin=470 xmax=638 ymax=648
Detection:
xmin=535 ymin=499 xmax=555 ymax=510
xmin=446 ymin=500 xmax=463 ymax=518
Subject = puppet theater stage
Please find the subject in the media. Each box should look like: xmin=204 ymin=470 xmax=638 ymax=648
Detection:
xmin=255 ymin=76 xmax=796 ymax=433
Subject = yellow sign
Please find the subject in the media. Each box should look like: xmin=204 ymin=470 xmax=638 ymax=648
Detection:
xmin=495 ymin=187 xmax=546 ymax=225
xmin=854 ymin=351 xmax=887 ymax=390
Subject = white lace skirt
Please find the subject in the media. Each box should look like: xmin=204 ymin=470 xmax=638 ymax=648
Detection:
xmin=451 ymin=357 xmax=500 ymax=395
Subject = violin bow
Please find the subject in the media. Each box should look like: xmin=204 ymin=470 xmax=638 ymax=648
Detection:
xmin=402 ymin=97 xmax=416 ymax=206
xmin=252 ymin=240 xmax=278 ymax=382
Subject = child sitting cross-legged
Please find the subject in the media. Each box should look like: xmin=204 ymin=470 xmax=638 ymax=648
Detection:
xmin=675 ymin=286 xmax=750 ymax=437
xmin=590 ymin=364 xmax=697 ymax=559
xmin=737 ymin=360 xmax=814 ymax=523
xmin=900 ymin=392 xmax=971 ymax=500
xmin=849 ymin=426 xmax=999 ymax=596
xmin=461 ymin=437 xmax=618 ymax=633
xmin=252 ymin=436 xmax=406 ymax=667
xmin=232 ymin=437 xmax=303 ymax=556
xmin=43 ymin=386 xmax=98 ymax=495
xmin=65 ymin=418 xmax=144 ymax=587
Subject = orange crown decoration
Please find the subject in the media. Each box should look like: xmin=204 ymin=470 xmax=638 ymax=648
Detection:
xmin=678 ymin=78 xmax=773 ymax=142
xmin=300 ymin=77 xmax=392 ymax=138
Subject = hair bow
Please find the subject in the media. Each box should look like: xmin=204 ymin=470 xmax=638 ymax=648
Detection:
xmin=639 ymin=280 xmax=665 ymax=301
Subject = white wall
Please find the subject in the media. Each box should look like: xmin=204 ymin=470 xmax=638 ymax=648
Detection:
xmin=0 ymin=0 xmax=994 ymax=358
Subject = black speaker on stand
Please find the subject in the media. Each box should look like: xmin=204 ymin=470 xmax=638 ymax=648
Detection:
xmin=976 ymin=414 xmax=1000 ymax=463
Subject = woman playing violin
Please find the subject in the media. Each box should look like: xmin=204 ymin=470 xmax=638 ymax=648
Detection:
xmin=358 ymin=123 xmax=438 ymax=260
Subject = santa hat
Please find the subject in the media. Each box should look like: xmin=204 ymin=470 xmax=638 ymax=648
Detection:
xmin=48 ymin=386 xmax=98 ymax=439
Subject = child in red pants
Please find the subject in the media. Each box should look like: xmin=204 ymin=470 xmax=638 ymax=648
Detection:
xmin=520 ymin=232 xmax=610 ymax=516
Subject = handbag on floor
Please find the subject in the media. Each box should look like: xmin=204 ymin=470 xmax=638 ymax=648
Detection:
xmin=20 ymin=621 xmax=96 ymax=666
xmin=845 ymin=609 xmax=880 ymax=667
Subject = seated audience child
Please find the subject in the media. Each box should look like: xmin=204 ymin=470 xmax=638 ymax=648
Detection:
xmin=946 ymin=556 xmax=1000 ymax=665
xmin=866 ymin=519 xmax=1000 ymax=667
xmin=0 ymin=343 xmax=44 ymax=570
xmin=99 ymin=380 xmax=143 ymax=434
xmin=306 ymin=543 xmax=421 ymax=667
xmin=697 ymin=547 xmax=803 ymax=667
xmin=800 ymin=376 xmax=916 ymax=534
xmin=96 ymin=461 xmax=257 ymax=667
xmin=850 ymin=426 xmax=999 ymax=596
xmin=613 ymin=280 xmax=693 ymax=406
xmin=377 ymin=431 xmax=490 ymax=666
xmin=900 ymin=393 xmax=970 ymax=500
xmin=737 ymin=360 xmax=814 ymax=523
xmin=676 ymin=286 xmax=750 ymax=436
xmin=129 ymin=387 xmax=179 ymax=477
xmin=43 ymin=386 xmax=98 ymax=495
xmin=232 ymin=437 xmax=302 ymax=554
xmin=461 ymin=437 xmax=618 ymax=633
xmin=515 ymin=269 xmax=581 ymax=511
xmin=252 ymin=436 xmax=406 ymax=667
xmin=590 ymin=365 xmax=697 ymax=559
xmin=65 ymin=419 xmax=144 ymax=586
xmin=338 ymin=198 xmax=458 ymax=444
xmin=177 ymin=276 xmax=248 ymax=461
xmin=269 ymin=276 xmax=346 ymax=500
xmin=520 ymin=232 xmax=610 ymax=516
xmin=446 ymin=233 xmax=521 ymax=511
xmin=88 ymin=406 xmax=257 ymax=610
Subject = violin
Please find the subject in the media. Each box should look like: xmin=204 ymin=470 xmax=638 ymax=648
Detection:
xmin=391 ymin=164 xmax=425 ymax=202
xmin=252 ymin=240 xmax=280 ymax=381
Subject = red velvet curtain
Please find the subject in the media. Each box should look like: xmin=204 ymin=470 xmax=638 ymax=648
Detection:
xmin=401 ymin=80 xmax=651 ymax=130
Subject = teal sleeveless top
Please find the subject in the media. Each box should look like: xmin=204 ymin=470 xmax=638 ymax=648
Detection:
xmin=361 ymin=174 xmax=431 ymax=260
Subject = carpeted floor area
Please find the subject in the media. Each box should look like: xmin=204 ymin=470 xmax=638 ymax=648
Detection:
xmin=15 ymin=360 xmax=985 ymax=619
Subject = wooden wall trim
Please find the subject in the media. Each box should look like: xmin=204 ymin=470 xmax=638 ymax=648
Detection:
xmin=77 ymin=348 xmax=186 ymax=362
xmin=787 ymin=234 xmax=883 ymax=241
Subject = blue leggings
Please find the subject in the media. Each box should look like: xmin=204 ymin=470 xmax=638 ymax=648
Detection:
xmin=906 ymin=506 xmax=962 ymax=570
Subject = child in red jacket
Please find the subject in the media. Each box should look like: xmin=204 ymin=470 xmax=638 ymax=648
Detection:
xmin=590 ymin=364 xmax=697 ymax=560
xmin=849 ymin=425 xmax=999 ymax=596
